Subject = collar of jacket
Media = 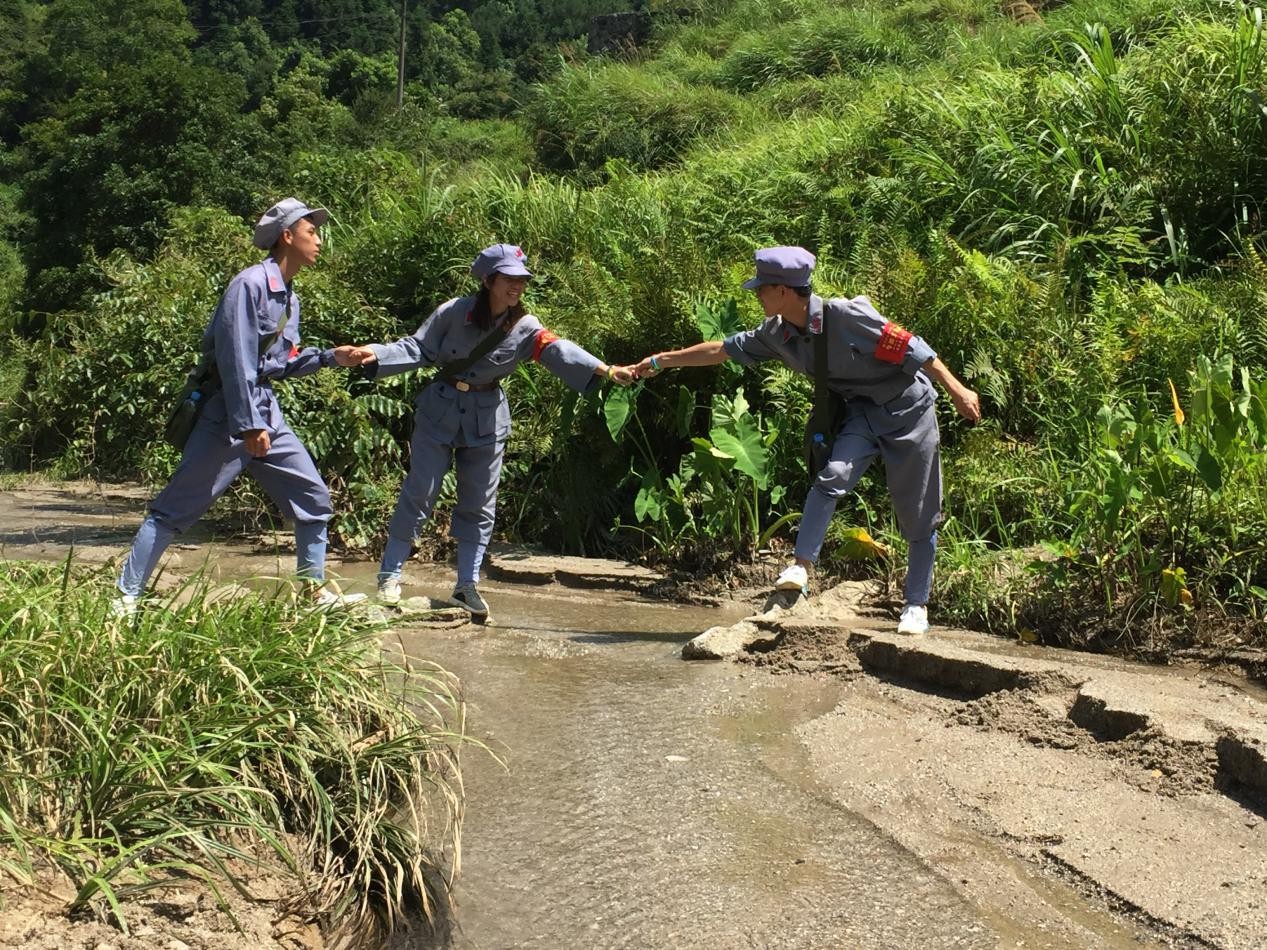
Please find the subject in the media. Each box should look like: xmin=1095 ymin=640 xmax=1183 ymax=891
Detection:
xmin=261 ymin=256 xmax=289 ymax=296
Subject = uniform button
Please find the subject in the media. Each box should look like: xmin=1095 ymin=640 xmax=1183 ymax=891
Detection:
xmin=459 ymin=409 xmax=466 ymax=414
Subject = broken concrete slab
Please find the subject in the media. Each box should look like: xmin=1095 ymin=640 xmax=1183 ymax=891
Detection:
xmin=804 ymin=690 xmax=1267 ymax=950
xmin=682 ymin=579 xmax=1267 ymax=802
xmin=681 ymin=620 xmax=774 ymax=660
xmin=484 ymin=543 xmax=664 ymax=591
xmin=1217 ymin=725 xmax=1267 ymax=794
xmin=368 ymin=597 xmax=471 ymax=629
xmin=845 ymin=629 xmax=1081 ymax=696
xmin=682 ymin=581 xmax=879 ymax=659
xmin=1069 ymin=675 xmax=1225 ymax=744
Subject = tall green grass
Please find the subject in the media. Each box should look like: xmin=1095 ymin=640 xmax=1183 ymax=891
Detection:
xmin=527 ymin=61 xmax=753 ymax=172
xmin=0 ymin=559 xmax=468 ymax=942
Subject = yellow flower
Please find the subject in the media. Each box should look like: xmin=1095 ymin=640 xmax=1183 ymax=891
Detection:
xmin=1168 ymin=378 xmax=1185 ymax=426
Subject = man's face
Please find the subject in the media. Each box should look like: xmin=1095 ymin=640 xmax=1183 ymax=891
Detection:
xmin=755 ymin=283 xmax=788 ymax=318
xmin=284 ymin=218 xmax=322 ymax=266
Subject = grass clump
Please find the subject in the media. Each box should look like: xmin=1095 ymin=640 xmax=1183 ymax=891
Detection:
xmin=527 ymin=61 xmax=752 ymax=172
xmin=0 ymin=559 xmax=468 ymax=944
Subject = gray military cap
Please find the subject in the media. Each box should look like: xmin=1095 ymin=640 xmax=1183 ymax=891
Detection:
xmin=252 ymin=198 xmax=329 ymax=249
xmin=470 ymin=243 xmax=533 ymax=279
xmin=742 ymin=246 xmax=816 ymax=289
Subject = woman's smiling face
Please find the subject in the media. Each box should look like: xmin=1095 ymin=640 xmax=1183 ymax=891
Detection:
xmin=487 ymin=273 xmax=529 ymax=313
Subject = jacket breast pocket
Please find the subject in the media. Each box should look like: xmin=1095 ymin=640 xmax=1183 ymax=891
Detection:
xmin=481 ymin=343 xmax=519 ymax=370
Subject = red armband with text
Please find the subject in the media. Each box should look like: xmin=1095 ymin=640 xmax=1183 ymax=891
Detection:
xmin=532 ymin=329 xmax=560 ymax=362
xmin=874 ymin=322 xmax=913 ymax=365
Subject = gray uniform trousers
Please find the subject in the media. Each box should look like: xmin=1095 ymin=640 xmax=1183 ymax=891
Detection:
xmin=382 ymin=417 xmax=505 ymax=579
xmin=795 ymin=396 xmax=942 ymax=605
xmin=151 ymin=414 xmax=333 ymax=533
xmin=117 ymin=410 xmax=333 ymax=597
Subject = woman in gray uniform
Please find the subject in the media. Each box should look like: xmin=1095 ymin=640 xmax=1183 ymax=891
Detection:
xmin=346 ymin=243 xmax=634 ymax=619
xmin=633 ymin=246 xmax=981 ymax=636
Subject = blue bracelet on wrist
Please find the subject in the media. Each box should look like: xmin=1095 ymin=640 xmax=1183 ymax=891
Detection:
xmin=650 ymin=355 xmax=661 ymax=372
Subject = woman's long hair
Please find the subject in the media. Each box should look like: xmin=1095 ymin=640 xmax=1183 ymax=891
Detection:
xmin=471 ymin=278 xmax=526 ymax=331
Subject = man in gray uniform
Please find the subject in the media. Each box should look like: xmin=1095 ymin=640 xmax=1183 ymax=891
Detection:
xmin=112 ymin=198 xmax=365 ymax=615
xmin=344 ymin=243 xmax=634 ymax=620
xmin=634 ymin=246 xmax=981 ymax=635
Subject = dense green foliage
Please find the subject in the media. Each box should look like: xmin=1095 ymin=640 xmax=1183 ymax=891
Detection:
xmin=3 ymin=0 xmax=1267 ymax=649
xmin=0 ymin=559 xmax=467 ymax=938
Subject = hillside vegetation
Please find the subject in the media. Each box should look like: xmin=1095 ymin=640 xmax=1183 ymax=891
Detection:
xmin=3 ymin=0 xmax=1267 ymax=651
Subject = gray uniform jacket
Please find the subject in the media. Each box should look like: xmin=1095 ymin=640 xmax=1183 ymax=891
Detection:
xmin=723 ymin=294 xmax=938 ymax=413
xmin=365 ymin=295 xmax=603 ymax=446
xmin=200 ymin=257 xmax=335 ymax=437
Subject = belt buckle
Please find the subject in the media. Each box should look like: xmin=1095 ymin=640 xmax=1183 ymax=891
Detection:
xmin=454 ymin=380 xmax=471 ymax=392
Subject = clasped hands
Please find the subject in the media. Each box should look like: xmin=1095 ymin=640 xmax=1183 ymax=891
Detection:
xmin=331 ymin=345 xmax=376 ymax=367
xmin=602 ymin=358 xmax=666 ymax=385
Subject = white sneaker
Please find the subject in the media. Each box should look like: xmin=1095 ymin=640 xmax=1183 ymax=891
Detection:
xmin=376 ymin=577 xmax=402 ymax=606
xmin=774 ymin=564 xmax=808 ymax=593
xmin=309 ymin=586 xmax=368 ymax=609
xmin=108 ymin=594 xmax=138 ymax=618
xmin=897 ymin=604 xmax=929 ymax=635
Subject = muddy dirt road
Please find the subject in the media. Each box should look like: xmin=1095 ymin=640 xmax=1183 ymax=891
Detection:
xmin=2 ymin=482 xmax=1265 ymax=949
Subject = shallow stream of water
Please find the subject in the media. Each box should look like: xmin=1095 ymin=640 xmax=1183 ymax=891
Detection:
xmin=374 ymin=570 xmax=1118 ymax=950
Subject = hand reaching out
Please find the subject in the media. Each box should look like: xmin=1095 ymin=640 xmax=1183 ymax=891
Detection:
xmin=632 ymin=355 xmax=660 ymax=379
xmin=332 ymin=345 xmax=377 ymax=367
xmin=951 ymin=386 xmax=981 ymax=424
xmin=608 ymin=365 xmax=636 ymax=386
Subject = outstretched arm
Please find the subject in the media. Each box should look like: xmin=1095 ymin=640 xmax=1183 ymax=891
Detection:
xmin=634 ymin=340 xmax=730 ymax=377
xmin=922 ymin=357 xmax=981 ymax=423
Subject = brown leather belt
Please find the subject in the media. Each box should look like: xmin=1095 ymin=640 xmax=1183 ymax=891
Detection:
xmin=443 ymin=378 xmax=500 ymax=392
